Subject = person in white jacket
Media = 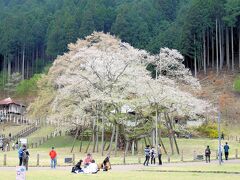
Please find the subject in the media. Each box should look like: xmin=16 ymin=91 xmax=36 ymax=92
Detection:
xmin=218 ymin=145 xmax=224 ymax=162
xmin=84 ymin=160 xmax=98 ymax=174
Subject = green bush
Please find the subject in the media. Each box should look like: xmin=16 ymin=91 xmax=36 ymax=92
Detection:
xmin=16 ymin=74 xmax=42 ymax=96
xmin=196 ymin=123 xmax=218 ymax=138
xmin=234 ymin=77 xmax=240 ymax=93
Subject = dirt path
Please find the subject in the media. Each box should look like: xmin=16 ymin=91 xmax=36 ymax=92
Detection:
xmin=0 ymin=159 xmax=239 ymax=172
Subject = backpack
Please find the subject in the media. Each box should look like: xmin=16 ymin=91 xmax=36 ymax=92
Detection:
xmin=205 ymin=149 xmax=210 ymax=155
xmin=23 ymin=150 xmax=29 ymax=160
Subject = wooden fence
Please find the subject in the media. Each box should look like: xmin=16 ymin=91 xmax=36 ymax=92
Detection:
xmin=1 ymin=148 xmax=240 ymax=167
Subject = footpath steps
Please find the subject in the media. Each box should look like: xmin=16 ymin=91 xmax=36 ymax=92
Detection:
xmin=12 ymin=125 xmax=40 ymax=140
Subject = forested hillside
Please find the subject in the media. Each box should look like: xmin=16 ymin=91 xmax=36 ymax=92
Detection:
xmin=0 ymin=0 xmax=240 ymax=89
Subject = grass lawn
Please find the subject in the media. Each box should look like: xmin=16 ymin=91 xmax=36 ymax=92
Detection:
xmin=1 ymin=164 xmax=240 ymax=180
xmin=27 ymin=126 xmax=55 ymax=144
xmin=1 ymin=135 xmax=240 ymax=167
xmin=149 ymin=163 xmax=240 ymax=172
xmin=1 ymin=171 xmax=239 ymax=180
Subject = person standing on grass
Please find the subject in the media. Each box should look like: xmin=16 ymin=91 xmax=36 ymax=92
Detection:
xmin=224 ymin=142 xmax=230 ymax=160
xmin=18 ymin=145 xmax=24 ymax=166
xmin=49 ymin=147 xmax=57 ymax=168
xmin=218 ymin=145 xmax=224 ymax=162
xmin=22 ymin=145 xmax=30 ymax=171
xmin=150 ymin=146 xmax=156 ymax=165
xmin=205 ymin=145 xmax=211 ymax=163
xmin=157 ymin=144 xmax=162 ymax=165
xmin=221 ymin=132 xmax=224 ymax=140
xmin=143 ymin=145 xmax=150 ymax=166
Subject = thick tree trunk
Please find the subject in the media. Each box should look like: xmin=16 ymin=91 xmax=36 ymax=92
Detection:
xmin=101 ymin=118 xmax=105 ymax=156
xmin=7 ymin=57 xmax=11 ymax=80
xmin=144 ymin=137 xmax=147 ymax=147
xmin=231 ymin=26 xmax=234 ymax=71
xmin=85 ymin=134 xmax=92 ymax=153
xmin=79 ymin=132 xmax=84 ymax=152
xmin=31 ymin=50 xmax=34 ymax=76
xmin=203 ymin=30 xmax=207 ymax=75
xmin=221 ymin=27 xmax=225 ymax=70
xmin=131 ymin=141 xmax=135 ymax=156
xmin=226 ymin=28 xmax=230 ymax=70
xmin=158 ymin=132 xmax=167 ymax=154
xmin=114 ymin=125 xmax=119 ymax=156
xmin=207 ymin=28 xmax=210 ymax=67
xmin=152 ymin=129 xmax=155 ymax=146
xmin=168 ymin=133 xmax=174 ymax=155
xmin=92 ymin=118 xmax=96 ymax=153
xmin=17 ymin=49 xmax=20 ymax=73
xmin=71 ymin=126 xmax=80 ymax=153
xmin=125 ymin=141 xmax=129 ymax=155
xmin=194 ymin=34 xmax=197 ymax=77
xmin=164 ymin=113 xmax=174 ymax=155
xmin=212 ymin=29 xmax=215 ymax=69
xmin=239 ymin=28 xmax=240 ymax=68
xmin=2 ymin=57 xmax=5 ymax=87
xmin=96 ymin=120 xmax=99 ymax=153
xmin=167 ymin=114 xmax=179 ymax=155
xmin=219 ymin=23 xmax=223 ymax=70
xmin=22 ymin=45 xmax=25 ymax=80
xmin=26 ymin=59 xmax=29 ymax=79
xmin=146 ymin=136 xmax=152 ymax=147
xmin=107 ymin=125 xmax=116 ymax=155
xmin=216 ymin=19 xmax=219 ymax=75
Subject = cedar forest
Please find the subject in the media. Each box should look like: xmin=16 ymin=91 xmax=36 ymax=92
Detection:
xmin=0 ymin=0 xmax=240 ymax=87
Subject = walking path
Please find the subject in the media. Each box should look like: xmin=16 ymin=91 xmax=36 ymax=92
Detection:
xmin=0 ymin=159 xmax=239 ymax=172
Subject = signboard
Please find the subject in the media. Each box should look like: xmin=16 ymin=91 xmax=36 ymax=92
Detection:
xmin=64 ymin=157 xmax=73 ymax=163
xmin=16 ymin=166 xmax=26 ymax=180
xmin=19 ymin=138 xmax=27 ymax=145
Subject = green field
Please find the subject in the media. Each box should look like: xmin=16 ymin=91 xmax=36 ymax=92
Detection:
xmin=27 ymin=126 xmax=55 ymax=144
xmin=1 ymin=164 xmax=240 ymax=180
xmin=2 ymin=171 xmax=239 ymax=180
xmin=1 ymin=135 xmax=240 ymax=167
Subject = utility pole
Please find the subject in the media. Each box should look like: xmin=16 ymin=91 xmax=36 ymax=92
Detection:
xmin=155 ymin=55 xmax=160 ymax=146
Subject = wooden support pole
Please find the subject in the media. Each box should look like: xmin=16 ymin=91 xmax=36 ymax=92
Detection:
xmin=138 ymin=153 xmax=141 ymax=164
xmin=37 ymin=154 xmax=40 ymax=166
xmin=3 ymin=154 xmax=6 ymax=166
xmin=181 ymin=150 xmax=183 ymax=162
xmin=73 ymin=154 xmax=75 ymax=165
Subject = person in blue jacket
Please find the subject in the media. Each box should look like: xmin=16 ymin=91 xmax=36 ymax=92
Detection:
xmin=18 ymin=145 xmax=24 ymax=166
xmin=224 ymin=142 xmax=230 ymax=160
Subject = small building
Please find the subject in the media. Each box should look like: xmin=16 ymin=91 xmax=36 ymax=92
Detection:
xmin=0 ymin=97 xmax=26 ymax=123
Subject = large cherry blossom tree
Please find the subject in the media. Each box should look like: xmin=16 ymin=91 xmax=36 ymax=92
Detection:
xmin=28 ymin=32 xmax=213 ymax=154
